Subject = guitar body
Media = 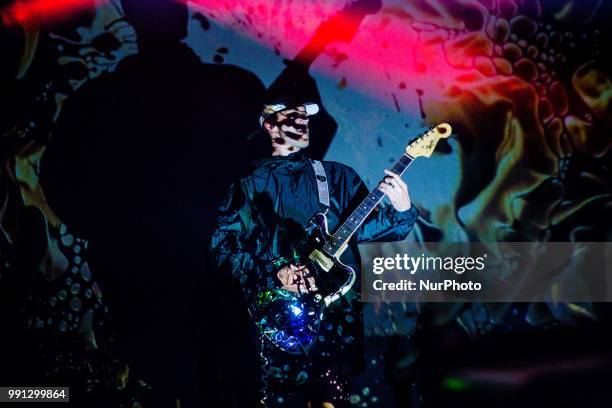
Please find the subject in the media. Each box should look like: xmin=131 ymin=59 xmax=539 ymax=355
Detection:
xmin=252 ymin=212 xmax=356 ymax=355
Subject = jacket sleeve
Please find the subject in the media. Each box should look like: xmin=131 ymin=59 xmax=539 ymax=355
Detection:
xmin=209 ymin=181 xmax=270 ymax=306
xmin=345 ymin=168 xmax=419 ymax=243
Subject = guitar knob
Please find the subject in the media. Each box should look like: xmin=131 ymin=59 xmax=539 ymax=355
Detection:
xmin=314 ymin=294 xmax=322 ymax=303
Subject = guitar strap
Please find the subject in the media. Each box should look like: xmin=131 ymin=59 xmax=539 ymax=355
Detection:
xmin=309 ymin=159 xmax=330 ymax=209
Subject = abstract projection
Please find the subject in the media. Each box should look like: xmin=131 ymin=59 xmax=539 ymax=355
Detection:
xmin=1 ymin=0 xmax=610 ymax=406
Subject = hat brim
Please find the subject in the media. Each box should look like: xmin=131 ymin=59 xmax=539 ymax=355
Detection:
xmin=303 ymin=102 xmax=320 ymax=116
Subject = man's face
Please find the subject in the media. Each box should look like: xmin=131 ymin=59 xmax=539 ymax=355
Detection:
xmin=266 ymin=106 xmax=310 ymax=149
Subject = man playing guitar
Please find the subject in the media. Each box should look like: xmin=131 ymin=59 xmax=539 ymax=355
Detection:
xmin=210 ymin=95 xmax=419 ymax=407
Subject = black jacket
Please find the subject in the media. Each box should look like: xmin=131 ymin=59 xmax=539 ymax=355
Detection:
xmin=210 ymin=150 xmax=418 ymax=385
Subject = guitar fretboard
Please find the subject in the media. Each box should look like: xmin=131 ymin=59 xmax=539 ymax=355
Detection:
xmin=323 ymin=153 xmax=414 ymax=256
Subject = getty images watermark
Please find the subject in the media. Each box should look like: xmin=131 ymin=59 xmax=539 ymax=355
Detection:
xmin=372 ymin=252 xmax=487 ymax=292
xmin=359 ymin=242 xmax=612 ymax=302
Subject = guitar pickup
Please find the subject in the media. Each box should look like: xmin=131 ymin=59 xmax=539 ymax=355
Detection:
xmin=308 ymin=249 xmax=334 ymax=272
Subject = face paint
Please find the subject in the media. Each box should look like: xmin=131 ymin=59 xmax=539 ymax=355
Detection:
xmin=267 ymin=107 xmax=311 ymax=154
xmin=276 ymin=109 xmax=310 ymax=149
xmin=278 ymin=111 xmax=308 ymax=139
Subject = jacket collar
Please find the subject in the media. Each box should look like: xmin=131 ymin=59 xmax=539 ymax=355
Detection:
xmin=254 ymin=150 xmax=309 ymax=171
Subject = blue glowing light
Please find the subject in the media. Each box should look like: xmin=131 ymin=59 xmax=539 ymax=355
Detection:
xmin=290 ymin=304 xmax=303 ymax=316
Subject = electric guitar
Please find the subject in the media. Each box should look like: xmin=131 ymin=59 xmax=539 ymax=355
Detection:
xmin=252 ymin=123 xmax=452 ymax=354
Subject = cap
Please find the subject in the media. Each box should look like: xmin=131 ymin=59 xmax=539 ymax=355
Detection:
xmin=259 ymin=100 xmax=320 ymax=128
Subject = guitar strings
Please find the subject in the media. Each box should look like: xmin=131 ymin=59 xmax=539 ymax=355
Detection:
xmin=325 ymin=154 xmax=413 ymax=255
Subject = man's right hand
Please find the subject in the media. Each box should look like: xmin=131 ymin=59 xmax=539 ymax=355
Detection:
xmin=276 ymin=264 xmax=317 ymax=294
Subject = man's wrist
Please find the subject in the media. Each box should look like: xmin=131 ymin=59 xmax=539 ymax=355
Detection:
xmin=398 ymin=201 xmax=412 ymax=212
xmin=394 ymin=204 xmax=418 ymax=219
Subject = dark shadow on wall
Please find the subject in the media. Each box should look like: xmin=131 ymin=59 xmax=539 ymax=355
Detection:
xmin=37 ymin=0 xmax=337 ymax=406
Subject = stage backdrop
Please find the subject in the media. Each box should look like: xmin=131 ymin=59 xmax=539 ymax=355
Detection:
xmin=1 ymin=0 xmax=610 ymax=406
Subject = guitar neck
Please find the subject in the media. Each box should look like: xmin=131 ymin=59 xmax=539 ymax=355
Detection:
xmin=323 ymin=153 xmax=414 ymax=257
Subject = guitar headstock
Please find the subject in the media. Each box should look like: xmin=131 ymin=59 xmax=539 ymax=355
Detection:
xmin=405 ymin=123 xmax=452 ymax=158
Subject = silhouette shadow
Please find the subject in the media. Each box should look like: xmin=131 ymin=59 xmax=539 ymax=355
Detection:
xmin=37 ymin=1 xmax=338 ymax=405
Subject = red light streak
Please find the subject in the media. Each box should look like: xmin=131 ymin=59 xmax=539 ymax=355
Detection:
xmin=183 ymin=0 xmax=467 ymax=109
xmin=2 ymin=0 xmax=104 ymax=28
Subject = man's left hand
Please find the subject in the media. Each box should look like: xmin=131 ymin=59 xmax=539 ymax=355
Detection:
xmin=378 ymin=170 xmax=412 ymax=212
